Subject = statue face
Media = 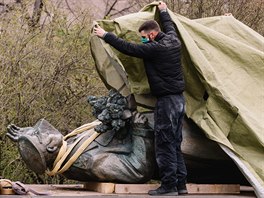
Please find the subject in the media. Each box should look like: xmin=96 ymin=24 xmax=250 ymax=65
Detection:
xmin=7 ymin=119 xmax=63 ymax=174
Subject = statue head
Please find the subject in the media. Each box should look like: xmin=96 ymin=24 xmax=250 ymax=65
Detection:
xmin=7 ymin=119 xmax=63 ymax=174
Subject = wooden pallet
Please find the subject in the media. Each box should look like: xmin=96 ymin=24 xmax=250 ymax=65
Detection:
xmin=84 ymin=182 xmax=240 ymax=194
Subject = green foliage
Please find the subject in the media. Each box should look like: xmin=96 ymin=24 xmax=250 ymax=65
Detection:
xmin=0 ymin=1 xmax=107 ymax=183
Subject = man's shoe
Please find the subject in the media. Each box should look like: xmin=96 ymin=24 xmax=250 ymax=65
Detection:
xmin=177 ymin=184 xmax=188 ymax=195
xmin=148 ymin=186 xmax=178 ymax=196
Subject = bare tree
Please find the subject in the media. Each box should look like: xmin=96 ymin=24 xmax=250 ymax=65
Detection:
xmin=131 ymin=0 xmax=263 ymax=35
xmin=0 ymin=0 xmax=106 ymax=184
xmin=103 ymin=0 xmax=137 ymax=18
xmin=30 ymin=0 xmax=43 ymax=28
xmin=0 ymin=0 xmax=21 ymax=13
xmin=0 ymin=0 xmax=44 ymax=29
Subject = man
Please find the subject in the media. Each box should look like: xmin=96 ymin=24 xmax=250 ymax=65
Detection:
xmin=94 ymin=1 xmax=187 ymax=196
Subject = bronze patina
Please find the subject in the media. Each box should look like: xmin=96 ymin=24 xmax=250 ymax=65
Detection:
xmin=7 ymin=90 xmax=247 ymax=184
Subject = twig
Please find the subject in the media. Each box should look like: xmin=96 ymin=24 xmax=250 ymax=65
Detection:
xmin=105 ymin=0 xmax=118 ymax=17
xmin=65 ymin=0 xmax=77 ymax=18
xmin=109 ymin=3 xmax=136 ymax=17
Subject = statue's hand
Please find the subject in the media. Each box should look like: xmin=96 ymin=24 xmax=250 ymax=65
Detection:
xmin=132 ymin=112 xmax=148 ymax=126
xmin=6 ymin=124 xmax=35 ymax=142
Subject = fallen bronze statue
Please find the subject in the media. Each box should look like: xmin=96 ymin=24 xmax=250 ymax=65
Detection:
xmin=6 ymin=89 xmax=247 ymax=184
xmin=7 ymin=90 xmax=156 ymax=183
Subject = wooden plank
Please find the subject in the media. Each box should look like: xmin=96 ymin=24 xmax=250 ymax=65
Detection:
xmin=187 ymin=184 xmax=240 ymax=194
xmin=84 ymin=182 xmax=115 ymax=194
xmin=115 ymin=183 xmax=240 ymax=194
xmin=115 ymin=184 xmax=159 ymax=194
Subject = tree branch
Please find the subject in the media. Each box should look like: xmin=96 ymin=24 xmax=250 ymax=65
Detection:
xmin=30 ymin=0 xmax=44 ymax=28
xmin=0 ymin=1 xmax=19 ymax=14
xmin=65 ymin=0 xmax=77 ymax=18
xmin=109 ymin=3 xmax=137 ymax=17
xmin=105 ymin=0 xmax=118 ymax=17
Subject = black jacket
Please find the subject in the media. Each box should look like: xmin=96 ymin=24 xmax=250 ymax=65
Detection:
xmin=103 ymin=11 xmax=184 ymax=97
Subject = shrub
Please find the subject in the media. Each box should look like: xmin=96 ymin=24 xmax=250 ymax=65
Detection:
xmin=0 ymin=0 xmax=106 ymax=183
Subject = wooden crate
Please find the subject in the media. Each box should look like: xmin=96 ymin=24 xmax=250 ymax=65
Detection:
xmin=84 ymin=182 xmax=240 ymax=194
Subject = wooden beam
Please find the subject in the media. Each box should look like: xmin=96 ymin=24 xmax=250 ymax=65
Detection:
xmin=83 ymin=182 xmax=240 ymax=194
xmin=187 ymin=184 xmax=240 ymax=194
xmin=83 ymin=182 xmax=115 ymax=194
xmin=115 ymin=183 xmax=240 ymax=194
xmin=115 ymin=183 xmax=159 ymax=194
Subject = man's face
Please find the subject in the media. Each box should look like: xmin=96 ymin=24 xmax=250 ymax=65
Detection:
xmin=140 ymin=30 xmax=156 ymax=43
xmin=140 ymin=30 xmax=149 ymax=38
xmin=140 ymin=30 xmax=150 ymax=43
xmin=140 ymin=30 xmax=159 ymax=43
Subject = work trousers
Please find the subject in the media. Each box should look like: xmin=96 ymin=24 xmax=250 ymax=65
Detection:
xmin=154 ymin=93 xmax=187 ymax=188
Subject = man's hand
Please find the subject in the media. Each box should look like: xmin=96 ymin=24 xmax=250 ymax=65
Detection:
xmin=93 ymin=25 xmax=107 ymax=38
xmin=158 ymin=1 xmax=167 ymax=11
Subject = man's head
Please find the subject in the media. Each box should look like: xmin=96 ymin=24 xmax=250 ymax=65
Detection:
xmin=138 ymin=20 xmax=160 ymax=43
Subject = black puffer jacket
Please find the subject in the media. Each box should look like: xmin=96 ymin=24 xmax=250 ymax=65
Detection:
xmin=103 ymin=11 xmax=184 ymax=97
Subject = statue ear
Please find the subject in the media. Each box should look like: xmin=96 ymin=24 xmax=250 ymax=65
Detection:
xmin=46 ymin=134 xmax=62 ymax=153
xmin=47 ymin=146 xmax=58 ymax=153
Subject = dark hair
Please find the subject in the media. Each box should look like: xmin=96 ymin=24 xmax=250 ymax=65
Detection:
xmin=138 ymin=20 xmax=160 ymax=33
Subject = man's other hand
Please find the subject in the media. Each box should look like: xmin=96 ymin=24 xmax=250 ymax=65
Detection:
xmin=158 ymin=1 xmax=167 ymax=11
xmin=94 ymin=25 xmax=107 ymax=38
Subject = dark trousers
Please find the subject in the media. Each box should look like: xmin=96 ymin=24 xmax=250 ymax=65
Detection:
xmin=154 ymin=94 xmax=187 ymax=188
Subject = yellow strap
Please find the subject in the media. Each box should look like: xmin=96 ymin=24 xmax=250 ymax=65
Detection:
xmin=52 ymin=140 xmax=67 ymax=166
xmin=0 ymin=179 xmax=12 ymax=188
xmin=0 ymin=188 xmax=14 ymax=195
xmin=47 ymin=132 xmax=86 ymax=176
xmin=0 ymin=179 xmax=14 ymax=195
xmin=64 ymin=120 xmax=100 ymax=140
xmin=57 ymin=130 xmax=100 ymax=174
xmin=52 ymin=123 xmax=99 ymax=169
xmin=47 ymin=121 xmax=101 ymax=176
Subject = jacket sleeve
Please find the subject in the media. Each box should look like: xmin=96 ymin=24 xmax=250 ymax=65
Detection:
xmin=103 ymin=32 xmax=156 ymax=58
xmin=159 ymin=10 xmax=178 ymax=36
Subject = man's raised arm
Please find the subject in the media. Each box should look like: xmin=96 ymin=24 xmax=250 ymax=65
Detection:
xmin=158 ymin=1 xmax=178 ymax=36
xmin=93 ymin=25 xmax=155 ymax=58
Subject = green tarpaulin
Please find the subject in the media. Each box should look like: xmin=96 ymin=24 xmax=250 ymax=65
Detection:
xmin=90 ymin=2 xmax=264 ymax=196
